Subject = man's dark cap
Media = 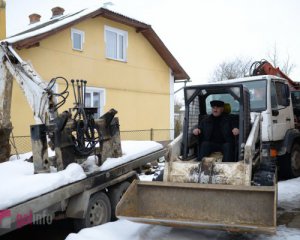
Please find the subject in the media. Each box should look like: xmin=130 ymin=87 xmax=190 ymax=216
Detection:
xmin=210 ymin=100 xmax=224 ymax=107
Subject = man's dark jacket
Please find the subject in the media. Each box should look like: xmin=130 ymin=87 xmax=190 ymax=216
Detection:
xmin=198 ymin=114 xmax=238 ymax=143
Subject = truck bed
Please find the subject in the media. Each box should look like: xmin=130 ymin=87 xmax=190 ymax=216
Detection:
xmin=0 ymin=147 xmax=166 ymax=236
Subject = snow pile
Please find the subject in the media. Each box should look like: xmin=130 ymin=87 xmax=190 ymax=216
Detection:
xmin=0 ymin=160 xmax=86 ymax=210
xmin=81 ymin=141 xmax=163 ymax=173
xmin=100 ymin=141 xmax=162 ymax=171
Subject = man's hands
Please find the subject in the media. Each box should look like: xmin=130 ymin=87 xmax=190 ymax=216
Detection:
xmin=193 ymin=128 xmax=239 ymax=136
xmin=193 ymin=128 xmax=201 ymax=135
xmin=232 ymin=128 xmax=239 ymax=136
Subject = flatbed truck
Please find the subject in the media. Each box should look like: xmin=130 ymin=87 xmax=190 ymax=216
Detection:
xmin=0 ymin=147 xmax=165 ymax=236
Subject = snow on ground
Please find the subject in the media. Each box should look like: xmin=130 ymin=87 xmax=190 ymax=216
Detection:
xmin=66 ymin=177 xmax=300 ymax=240
xmin=278 ymin=177 xmax=300 ymax=211
xmin=0 ymin=141 xmax=162 ymax=210
xmin=66 ymin=219 xmax=300 ymax=240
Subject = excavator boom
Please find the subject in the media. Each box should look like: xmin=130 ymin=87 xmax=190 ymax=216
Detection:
xmin=0 ymin=42 xmax=56 ymax=162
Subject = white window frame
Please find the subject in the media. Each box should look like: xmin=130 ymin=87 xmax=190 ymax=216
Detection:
xmin=104 ymin=25 xmax=128 ymax=62
xmin=71 ymin=28 xmax=85 ymax=51
xmin=85 ymin=87 xmax=106 ymax=117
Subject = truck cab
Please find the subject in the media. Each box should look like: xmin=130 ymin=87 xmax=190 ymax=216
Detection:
xmin=218 ymin=75 xmax=300 ymax=178
xmin=229 ymin=75 xmax=294 ymax=141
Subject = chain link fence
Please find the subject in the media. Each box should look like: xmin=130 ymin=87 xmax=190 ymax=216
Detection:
xmin=9 ymin=129 xmax=174 ymax=155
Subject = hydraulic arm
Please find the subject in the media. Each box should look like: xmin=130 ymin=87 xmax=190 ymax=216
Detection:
xmin=0 ymin=42 xmax=122 ymax=168
xmin=0 ymin=42 xmax=56 ymax=162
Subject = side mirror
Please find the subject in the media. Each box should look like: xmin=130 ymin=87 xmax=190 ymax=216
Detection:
xmin=272 ymin=109 xmax=279 ymax=116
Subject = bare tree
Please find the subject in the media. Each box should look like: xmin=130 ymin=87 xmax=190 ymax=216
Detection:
xmin=210 ymin=47 xmax=296 ymax=82
xmin=210 ymin=57 xmax=252 ymax=82
xmin=266 ymin=43 xmax=296 ymax=75
xmin=267 ymin=44 xmax=279 ymax=68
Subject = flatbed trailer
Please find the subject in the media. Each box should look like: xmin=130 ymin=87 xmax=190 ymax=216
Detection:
xmin=0 ymin=148 xmax=166 ymax=236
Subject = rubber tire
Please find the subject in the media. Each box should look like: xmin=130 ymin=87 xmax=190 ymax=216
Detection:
xmin=253 ymin=170 xmax=275 ymax=186
xmin=108 ymin=181 xmax=131 ymax=221
xmin=73 ymin=192 xmax=111 ymax=231
xmin=290 ymin=143 xmax=300 ymax=177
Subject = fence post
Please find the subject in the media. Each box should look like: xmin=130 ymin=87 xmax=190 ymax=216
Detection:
xmin=150 ymin=128 xmax=153 ymax=141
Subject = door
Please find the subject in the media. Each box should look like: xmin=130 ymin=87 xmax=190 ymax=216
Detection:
xmin=270 ymin=80 xmax=292 ymax=141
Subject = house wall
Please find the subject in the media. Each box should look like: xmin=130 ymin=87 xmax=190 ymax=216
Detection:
xmin=11 ymin=17 xmax=172 ymax=141
xmin=0 ymin=0 xmax=6 ymax=40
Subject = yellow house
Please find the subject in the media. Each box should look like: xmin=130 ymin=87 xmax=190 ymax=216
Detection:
xmin=0 ymin=0 xmax=5 ymax=40
xmin=3 ymin=6 xmax=189 ymax=152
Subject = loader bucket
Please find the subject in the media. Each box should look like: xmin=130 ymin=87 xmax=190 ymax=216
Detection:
xmin=116 ymin=180 xmax=277 ymax=234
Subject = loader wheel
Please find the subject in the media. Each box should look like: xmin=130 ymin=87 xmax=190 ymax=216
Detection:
xmin=253 ymin=155 xmax=276 ymax=186
xmin=73 ymin=192 xmax=111 ymax=231
xmin=108 ymin=181 xmax=130 ymax=220
xmin=253 ymin=170 xmax=275 ymax=186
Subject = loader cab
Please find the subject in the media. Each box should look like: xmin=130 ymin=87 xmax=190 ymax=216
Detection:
xmin=181 ymin=84 xmax=250 ymax=161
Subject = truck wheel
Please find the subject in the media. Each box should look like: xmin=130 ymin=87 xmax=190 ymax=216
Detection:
xmin=108 ymin=181 xmax=130 ymax=220
xmin=73 ymin=192 xmax=111 ymax=231
xmin=279 ymin=143 xmax=300 ymax=179
xmin=290 ymin=143 xmax=300 ymax=177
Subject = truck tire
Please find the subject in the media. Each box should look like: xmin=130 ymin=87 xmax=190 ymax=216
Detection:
xmin=290 ymin=143 xmax=300 ymax=177
xmin=108 ymin=181 xmax=130 ymax=220
xmin=73 ymin=192 xmax=111 ymax=231
xmin=279 ymin=143 xmax=300 ymax=179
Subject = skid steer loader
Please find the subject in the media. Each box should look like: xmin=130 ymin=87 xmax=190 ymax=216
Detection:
xmin=117 ymin=81 xmax=280 ymax=234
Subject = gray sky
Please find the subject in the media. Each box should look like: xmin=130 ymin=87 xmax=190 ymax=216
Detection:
xmin=6 ymin=0 xmax=300 ymax=89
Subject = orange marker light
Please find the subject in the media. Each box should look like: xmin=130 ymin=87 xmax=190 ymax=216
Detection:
xmin=270 ymin=149 xmax=277 ymax=157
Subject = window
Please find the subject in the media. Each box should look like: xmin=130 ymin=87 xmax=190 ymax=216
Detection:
xmin=71 ymin=28 xmax=85 ymax=51
xmin=271 ymin=82 xmax=278 ymax=109
xmin=275 ymin=82 xmax=289 ymax=107
xmin=104 ymin=25 xmax=127 ymax=61
xmin=242 ymin=80 xmax=267 ymax=112
xmin=205 ymin=93 xmax=240 ymax=114
xmin=85 ymin=87 xmax=106 ymax=118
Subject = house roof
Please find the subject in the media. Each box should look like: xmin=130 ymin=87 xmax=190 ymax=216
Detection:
xmin=5 ymin=6 xmax=190 ymax=81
